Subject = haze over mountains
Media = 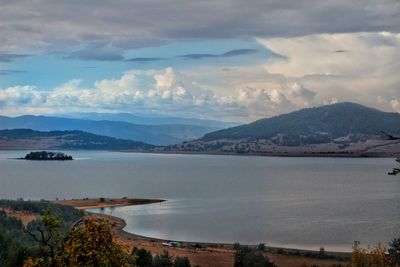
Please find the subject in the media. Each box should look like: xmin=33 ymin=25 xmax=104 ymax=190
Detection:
xmin=0 ymin=114 xmax=230 ymax=145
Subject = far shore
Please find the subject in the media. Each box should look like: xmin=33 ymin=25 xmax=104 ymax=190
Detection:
xmin=1 ymin=148 xmax=399 ymax=158
xmin=52 ymin=197 xmax=351 ymax=267
xmin=123 ymin=149 xmax=400 ymax=158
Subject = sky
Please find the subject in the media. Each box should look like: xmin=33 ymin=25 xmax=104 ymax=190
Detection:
xmin=0 ymin=0 xmax=399 ymax=122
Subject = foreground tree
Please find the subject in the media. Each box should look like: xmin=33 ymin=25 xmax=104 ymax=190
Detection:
xmin=24 ymin=208 xmax=63 ymax=267
xmin=56 ymin=219 xmax=131 ymax=266
xmin=24 ymin=218 xmax=132 ymax=267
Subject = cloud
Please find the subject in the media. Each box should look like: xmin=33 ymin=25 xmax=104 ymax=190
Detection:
xmin=125 ymin=57 xmax=164 ymax=63
xmin=1 ymin=0 xmax=399 ymax=55
xmin=257 ymin=32 xmax=400 ymax=111
xmin=1 ymin=31 xmax=399 ymax=120
xmin=0 ymin=67 xmax=319 ymax=121
xmin=0 ymin=69 xmax=26 ymax=75
xmin=179 ymin=49 xmax=258 ymax=59
xmin=64 ymin=45 xmax=124 ymax=61
xmin=0 ymin=53 xmax=29 ymax=62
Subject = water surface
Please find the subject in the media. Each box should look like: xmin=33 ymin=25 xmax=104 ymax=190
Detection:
xmin=1 ymin=150 xmax=399 ymax=251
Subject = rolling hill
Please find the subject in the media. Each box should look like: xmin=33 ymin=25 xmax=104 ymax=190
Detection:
xmin=0 ymin=129 xmax=154 ymax=150
xmin=0 ymin=115 xmax=221 ymax=145
xmin=168 ymin=102 xmax=400 ymax=155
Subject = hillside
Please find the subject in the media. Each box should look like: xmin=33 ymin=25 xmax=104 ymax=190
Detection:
xmin=0 ymin=129 xmax=154 ymax=150
xmin=0 ymin=115 xmax=221 ymax=145
xmin=167 ymin=102 xmax=400 ymax=156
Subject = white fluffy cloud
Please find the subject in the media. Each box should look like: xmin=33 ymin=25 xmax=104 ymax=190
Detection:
xmin=258 ymin=32 xmax=400 ymax=111
xmin=0 ymin=66 xmax=319 ymax=121
xmin=1 ymin=31 xmax=399 ymax=121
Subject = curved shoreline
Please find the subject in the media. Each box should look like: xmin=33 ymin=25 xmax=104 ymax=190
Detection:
xmin=55 ymin=197 xmax=351 ymax=266
xmin=77 ymin=199 xmax=351 ymax=258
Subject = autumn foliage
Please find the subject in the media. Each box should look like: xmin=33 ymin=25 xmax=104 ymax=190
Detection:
xmin=24 ymin=218 xmax=132 ymax=267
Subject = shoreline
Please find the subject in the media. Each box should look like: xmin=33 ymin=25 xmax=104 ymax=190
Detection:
xmin=57 ymin=198 xmax=351 ymax=256
xmin=53 ymin=197 xmax=352 ymax=266
xmin=122 ymin=149 xmax=399 ymax=158
xmin=88 ymin=210 xmax=351 ymax=256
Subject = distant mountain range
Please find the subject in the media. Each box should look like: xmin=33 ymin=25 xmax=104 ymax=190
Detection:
xmin=2 ymin=103 xmax=400 ymax=156
xmin=0 ymin=129 xmax=153 ymax=150
xmin=58 ymin=112 xmax=238 ymax=128
xmin=166 ymin=102 xmax=400 ymax=156
xmin=0 ymin=115 xmax=226 ymax=145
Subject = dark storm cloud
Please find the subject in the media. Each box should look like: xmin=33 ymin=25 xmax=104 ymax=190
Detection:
xmin=179 ymin=49 xmax=258 ymax=59
xmin=1 ymin=0 xmax=399 ymax=54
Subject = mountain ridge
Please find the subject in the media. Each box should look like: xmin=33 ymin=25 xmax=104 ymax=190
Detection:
xmin=202 ymin=102 xmax=400 ymax=143
xmin=58 ymin=112 xmax=238 ymax=128
xmin=0 ymin=115 xmax=221 ymax=145
xmin=165 ymin=102 xmax=400 ymax=155
xmin=0 ymin=129 xmax=153 ymax=150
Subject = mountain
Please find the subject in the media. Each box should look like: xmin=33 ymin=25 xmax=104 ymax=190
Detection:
xmin=0 ymin=115 xmax=221 ymax=145
xmin=167 ymin=102 xmax=400 ymax=155
xmin=0 ymin=129 xmax=153 ymax=150
xmin=59 ymin=112 xmax=238 ymax=128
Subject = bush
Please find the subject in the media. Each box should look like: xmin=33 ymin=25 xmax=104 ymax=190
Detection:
xmin=153 ymin=250 xmax=173 ymax=267
xmin=132 ymin=247 xmax=153 ymax=267
xmin=234 ymin=246 xmax=275 ymax=267
xmin=174 ymin=256 xmax=191 ymax=267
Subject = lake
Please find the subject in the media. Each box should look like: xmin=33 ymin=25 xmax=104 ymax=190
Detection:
xmin=0 ymin=150 xmax=399 ymax=251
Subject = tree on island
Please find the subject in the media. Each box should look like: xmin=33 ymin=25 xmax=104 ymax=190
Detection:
xmin=24 ymin=151 xmax=73 ymax=161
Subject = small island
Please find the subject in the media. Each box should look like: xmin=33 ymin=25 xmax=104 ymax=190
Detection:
xmin=22 ymin=151 xmax=73 ymax=161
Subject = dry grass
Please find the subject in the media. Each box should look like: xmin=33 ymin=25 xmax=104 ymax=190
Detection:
xmin=1 ymin=208 xmax=40 ymax=225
